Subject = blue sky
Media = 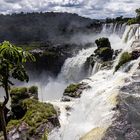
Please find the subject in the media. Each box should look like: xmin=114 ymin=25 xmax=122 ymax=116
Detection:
xmin=1 ymin=0 xmax=140 ymax=19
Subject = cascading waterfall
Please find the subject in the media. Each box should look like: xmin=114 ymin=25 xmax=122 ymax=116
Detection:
xmin=102 ymin=23 xmax=126 ymax=36
xmin=25 ymin=23 xmax=126 ymax=102
xmin=58 ymin=47 xmax=95 ymax=82
xmin=122 ymin=24 xmax=140 ymax=43
xmin=48 ymin=24 xmax=140 ymax=140
xmin=91 ymin=62 xmax=102 ymax=75
xmin=21 ymin=47 xmax=95 ymax=101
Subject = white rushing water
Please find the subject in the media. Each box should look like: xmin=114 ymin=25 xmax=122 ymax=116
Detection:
xmin=48 ymin=24 xmax=140 ymax=140
xmin=22 ymin=47 xmax=96 ymax=101
xmin=58 ymin=47 xmax=95 ymax=82
xmin=19 ymin=23 xmax=126 ymax=102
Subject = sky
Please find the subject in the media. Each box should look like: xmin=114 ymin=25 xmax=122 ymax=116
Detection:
xmin=0 ymin=0 xmax=140 ymax=19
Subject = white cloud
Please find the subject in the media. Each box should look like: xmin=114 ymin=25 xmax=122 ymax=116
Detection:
xmin=0 ymin=0 xmax=140 ymax=18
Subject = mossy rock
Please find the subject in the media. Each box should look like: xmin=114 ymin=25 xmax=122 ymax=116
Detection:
xmin=95 ymin=37 xmax=111 ymax=49
xmin=94 ymin=37 xmax=114 ymax=61
xmin=85 ymin=54 xmax=95 ymax=68
xmin=28 ymin=86 xmax=38 ymax=94
xmin=115 ymin=52 xmax=132 ymax=72
xmin=10 ymin=87 xmax=28 ymax=95
xmin=63 ymin=83 xmax=90 ymax=98
xmin=64 ymin=83 xmax=81 ymax=94
xmin=28 ymin=86 xmax=38 ymax=100
xmin=7 ymin=99 xmax=59 ymax=139
xmin=10 ymin=86 xmax=38 ymax=119
xmin=95 ymin=47 xmax=114 ymax=61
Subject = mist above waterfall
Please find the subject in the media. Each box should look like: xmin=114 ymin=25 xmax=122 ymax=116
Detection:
xmin=20 ymin=23 xmax=126 ymax=101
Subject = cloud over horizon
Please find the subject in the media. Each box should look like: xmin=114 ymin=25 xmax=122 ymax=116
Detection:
xmin=0 ymin=0 xmax=140 ymax=19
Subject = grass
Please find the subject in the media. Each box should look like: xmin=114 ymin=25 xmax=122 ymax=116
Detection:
xmin=7 ymin=99 xmax=57 ymax=136
xmin=115 ymin=52 xmax=132 ymax=72
xmin=64 ymin=83 xmax=81 ymax=93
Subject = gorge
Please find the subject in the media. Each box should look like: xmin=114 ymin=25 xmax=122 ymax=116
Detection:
xmin=0 ymin=12 xmax=140 ymax=140
xmin=22 ymin=22 xmax=140 ymax=140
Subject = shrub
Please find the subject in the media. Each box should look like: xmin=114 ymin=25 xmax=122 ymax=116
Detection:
xmin=10 ymin=87 xmax=29 ymax=119
xmin=10 ymin=87 xmax=28 ymax=95
xmin=28 ymin=86 xmax=38 ymax=94
xmin=10 ymin=87 xmax=29 ymax=103
xmin=115 ymin=52 xmax=132 ymax=72
xmin=127 ymin=18 xmax=138 ymax=25
xmin=10 ymin=86 xmax=39 ymax=119
xmin=94 ymin=37 xmax=113 ymax=61
xmin=95 ymin=37 xmax=111 ymax=49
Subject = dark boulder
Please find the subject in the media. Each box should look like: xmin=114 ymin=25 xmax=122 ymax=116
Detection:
xmin=94 ymin=37 xmax=114 ymax=61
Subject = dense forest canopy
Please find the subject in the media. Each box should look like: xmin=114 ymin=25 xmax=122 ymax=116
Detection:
xmin=0 ymin=12 xmax=99 ymax=45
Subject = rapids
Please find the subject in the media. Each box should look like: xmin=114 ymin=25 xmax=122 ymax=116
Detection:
xmin=48 ymin=24 xmax=140 ymax=140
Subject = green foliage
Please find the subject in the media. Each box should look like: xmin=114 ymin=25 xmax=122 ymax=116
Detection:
xmin=7 ymin=99 xmax=57 ymax=137
xmin=10 ymin=86 xmax=39 ymax=119
xmin=94 ymin=38 xmax=113 ymax=61
xmin=0 ymin=41 xmax=36 ymax=86
xmin=95 ymin=47 xmax=114 ymax=61
xmin=28 ymin=86 xmax=38 ymax=94
xmin=0 ymin=41 xmax=35 ymax=139
xmin=106 ymin=16 xmax=130 ymax=24
xmin=64 ymin=83 xmax=81 ymax=93
xmin=42 ymin=131 xmax=48 ymax=140
xmin=127 ymin=8 xmax=140 ymax=25
xmin=10 ymin=87 xmax=28 ymax=95
xmin=127 ymin=18 xmax=138 ymax=25
xmin=10 ymin=87 xmax=29 ymax=119
xmin=115 ymin=52 xmax=132 ymax=72
xmin=95 ymin=37 xmax=111 ymax=49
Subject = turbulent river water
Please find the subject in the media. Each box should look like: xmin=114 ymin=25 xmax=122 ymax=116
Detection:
xmin=47 ymin=24 xmax=140 ymax=140
xmin=37 ymin=23 xmax=127 ymax=101
xmin=1 ymin=23 xmax=140 ymax=139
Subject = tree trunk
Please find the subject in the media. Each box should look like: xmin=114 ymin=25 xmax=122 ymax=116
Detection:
xmin=1 ymin=78 xmax=9 ymax=140
xmin=0 ymin=107 xmax=8 ymax=140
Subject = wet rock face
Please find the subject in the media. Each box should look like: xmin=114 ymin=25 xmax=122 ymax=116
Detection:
xmin=102 ymin=90 xmax=140 ymax=140
xmin=121 ymin=82 xmax=140 ymax=94
xmin=102 ymin=95 xmax=140 ymax=140
xmin=94 ymin=37 xmax=114 ymax=61
xmin=26 ymin=43 xmax=94 ymax=77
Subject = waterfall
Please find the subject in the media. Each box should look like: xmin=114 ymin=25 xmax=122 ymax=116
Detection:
xmin=20 ymin=22 xmax=136 ymax=102
xmin=102 ymin=23 xmax=126 ymax=36
xmin=92 ymin=62 xmax=102 ymax=75
xmin=122 ymin=24 xmax=140 ymax=43
xmin=58 ymin=47 xmax=95 ymax=82
xmin=48 ymin=24 xmax=140 ymax=140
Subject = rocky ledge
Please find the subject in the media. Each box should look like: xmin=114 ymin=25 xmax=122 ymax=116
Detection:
xmin=0 ymin=86 xmax=60 ymax=140
xmin=80 ymin=70 xmax=140 ymax=140
xmin=62 ymin=82 xmax=91 ymax=101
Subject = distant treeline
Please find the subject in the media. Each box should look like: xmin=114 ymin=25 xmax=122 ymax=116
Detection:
xmin=105 ymin=8 xmax=140 ymax=25
xmin=105 ymin=16 xmax=131 ymax=24
xmin=0 ymin=12 xmax=100 ymax=45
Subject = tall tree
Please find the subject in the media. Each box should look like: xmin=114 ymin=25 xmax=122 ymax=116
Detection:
xmin=0 ymin=41 xmax=35 ymax=140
